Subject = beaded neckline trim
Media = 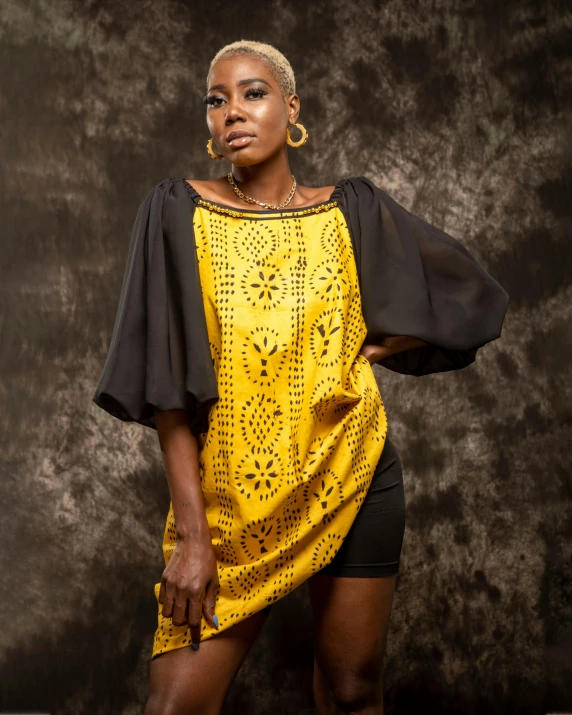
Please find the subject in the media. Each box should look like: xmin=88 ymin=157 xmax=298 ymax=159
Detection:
xmin=195 ymin=198 xmax=339 ymax=219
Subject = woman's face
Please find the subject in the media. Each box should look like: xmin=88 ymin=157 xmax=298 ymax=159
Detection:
xmin=204 ymin=54 xmax=299 ymax=166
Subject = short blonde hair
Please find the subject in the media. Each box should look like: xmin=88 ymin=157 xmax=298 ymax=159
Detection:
xmin=207 ymin=40 xmax=296 ymax=99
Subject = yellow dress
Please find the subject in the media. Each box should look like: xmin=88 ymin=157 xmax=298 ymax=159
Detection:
xmin=152 ymin=197 xmax=388 ymax=658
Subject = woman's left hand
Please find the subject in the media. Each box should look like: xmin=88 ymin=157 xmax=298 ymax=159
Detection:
xmin=359 ymin=344 xmax=390 ymax=365
xmin=359 ymin=336 xmax=430 ymax=365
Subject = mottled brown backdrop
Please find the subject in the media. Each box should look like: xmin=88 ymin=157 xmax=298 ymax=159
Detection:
xmin=1 ymin=1 xmax=570 ymax=713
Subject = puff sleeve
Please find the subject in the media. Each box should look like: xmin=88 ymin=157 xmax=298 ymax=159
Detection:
xmin=92 ymin=177 xmax=219 ymax=432
xmin=339 ymin=176 xmax=510 ymax=376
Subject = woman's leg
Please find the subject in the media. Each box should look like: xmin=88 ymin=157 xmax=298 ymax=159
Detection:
xmin=309 ymin=435 xmax=406 ymax=714
xmin=308 ymin=572 xmax=398 ymax=715
xmin=144 ymin=609 xmax=268 ymax=715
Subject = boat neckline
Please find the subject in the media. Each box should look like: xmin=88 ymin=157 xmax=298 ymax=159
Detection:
xmin=182 ymin=178 xmax=342 ymax=214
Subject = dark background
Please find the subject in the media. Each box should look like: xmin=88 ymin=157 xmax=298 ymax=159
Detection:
xmin=1 ymin=1 xmax=570 ymax=713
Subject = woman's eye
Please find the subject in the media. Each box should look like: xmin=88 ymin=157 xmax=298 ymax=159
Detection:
xmin=245 ymin=87 xmax=267 ymax=99
xmin=203 ymin=95 xmax=223 ymax=107
xmin=203 ymin=88 xmax=267 ymax=106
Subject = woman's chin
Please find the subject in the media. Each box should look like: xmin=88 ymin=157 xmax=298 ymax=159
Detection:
xmin=229 ymin=151 xmax=264 ymax=166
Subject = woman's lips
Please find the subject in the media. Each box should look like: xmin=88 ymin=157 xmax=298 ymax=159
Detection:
xmin=228 ymin=135 xmax=254 ymax=148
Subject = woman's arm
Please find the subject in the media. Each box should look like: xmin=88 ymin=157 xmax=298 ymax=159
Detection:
xmin=360 ymin=335 xmax=429 ymax=365
xmin=154 ymin=408 xmax=219 ymax=647
xmin=155 ymin=409 xmax=210 ymax=541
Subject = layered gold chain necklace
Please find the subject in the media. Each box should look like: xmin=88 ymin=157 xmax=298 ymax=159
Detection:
xmin=227 ymin=171 xmax=297 ymax=210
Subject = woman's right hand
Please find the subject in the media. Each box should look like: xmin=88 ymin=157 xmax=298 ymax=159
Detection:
xmin=158 ymin=531 xmax=220 ymax=648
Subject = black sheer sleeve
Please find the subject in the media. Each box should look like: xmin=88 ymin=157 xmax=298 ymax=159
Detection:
xmin=92 ymin=177 xmax=219 ymax=431
xmin=338 ymin=176 xmax=510 ymax=376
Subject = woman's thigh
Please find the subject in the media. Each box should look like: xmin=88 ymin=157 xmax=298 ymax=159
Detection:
xmin=145 ymin=610 xmax=268 ymax=715
xmin=308 ymin=573 xmax=398 ymax=711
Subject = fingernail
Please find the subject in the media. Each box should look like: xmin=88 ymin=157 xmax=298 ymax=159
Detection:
xmin=191 ymin=643 xmax=199 ymax=650
xmin=213 ymin=614 xmax=219 ymax=628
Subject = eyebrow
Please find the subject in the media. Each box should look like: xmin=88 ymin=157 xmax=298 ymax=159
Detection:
xmin=207 ymin=77 xmax=273 ymax=92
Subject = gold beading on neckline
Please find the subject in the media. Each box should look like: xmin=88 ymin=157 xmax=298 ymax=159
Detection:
xmin=196 ymin=199 xmax=338 ymax=218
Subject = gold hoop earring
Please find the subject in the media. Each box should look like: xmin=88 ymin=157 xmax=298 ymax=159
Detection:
xmin=286 ymin=122 xmax=308 ymax=148
xmin=206 ymin=137 xmax=224 ymax=160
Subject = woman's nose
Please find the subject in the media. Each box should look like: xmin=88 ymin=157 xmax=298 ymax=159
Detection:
xmin=225 ymin=98 xmax=246 ymax=122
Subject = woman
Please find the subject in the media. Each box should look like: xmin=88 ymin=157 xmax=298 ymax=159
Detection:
xmin=93 ymin=40 xmax=509 ymax=714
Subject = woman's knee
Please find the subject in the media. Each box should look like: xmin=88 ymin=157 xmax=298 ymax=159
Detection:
xmin=329 ymin=674 xmax=383 ymax=712
xmin=318 ymin=656 xmax=384 ymax=713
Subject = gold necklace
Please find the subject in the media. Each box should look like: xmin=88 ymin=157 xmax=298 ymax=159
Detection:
xmin=227 ymin=172 xmax=297 ymax=209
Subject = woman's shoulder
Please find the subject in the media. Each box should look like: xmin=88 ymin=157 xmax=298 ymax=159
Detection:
xmin=183 ymin=178 xmax=227 ymax=203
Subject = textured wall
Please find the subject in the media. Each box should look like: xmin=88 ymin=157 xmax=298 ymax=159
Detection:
xmin=1 ymin=1 xmax=570 ymax=713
